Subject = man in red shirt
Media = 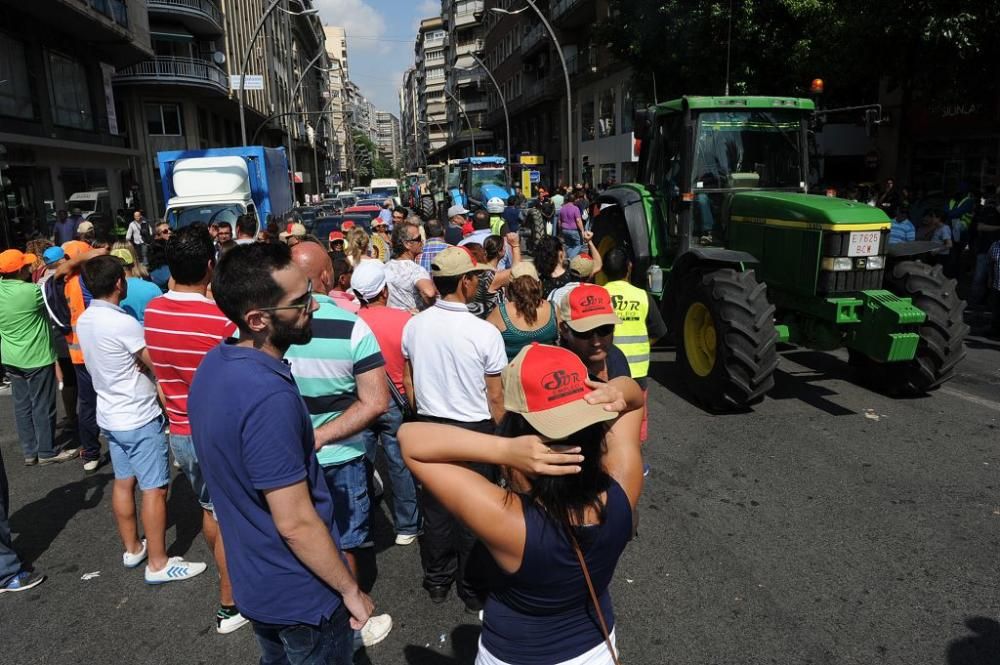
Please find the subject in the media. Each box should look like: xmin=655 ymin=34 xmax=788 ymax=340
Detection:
xmin=350 ymin=260 xmax=421 ymax=545
xmin=143 ymin=223 xmax=247 ymax=635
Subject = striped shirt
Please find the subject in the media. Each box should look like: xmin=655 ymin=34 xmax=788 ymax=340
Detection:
xmin=144 ymin=291 xmax=236 ymax=435
xmin=418 ymin=238 xmax=451 ymax=272
xmin=285 ymin=294 xmax=384 ymax=466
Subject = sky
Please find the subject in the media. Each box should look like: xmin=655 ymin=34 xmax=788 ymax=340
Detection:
xmin=314 ymin=0 xmax=440 ymax=117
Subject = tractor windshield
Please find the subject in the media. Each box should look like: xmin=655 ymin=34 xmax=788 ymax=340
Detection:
xmin=691 ymin=110 xmax=805 ymax=191
xmin=469 ymin=167 xmax=506 ymax=192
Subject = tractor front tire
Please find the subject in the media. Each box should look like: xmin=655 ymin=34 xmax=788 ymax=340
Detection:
xmin=675 ymin=268 xmax=779 ymax=412
xmin=851 ymin=261 xmax=968 ymax=395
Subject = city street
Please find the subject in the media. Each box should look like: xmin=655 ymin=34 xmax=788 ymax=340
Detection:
xmin=2 ymin=330 xmax=998 ymax=665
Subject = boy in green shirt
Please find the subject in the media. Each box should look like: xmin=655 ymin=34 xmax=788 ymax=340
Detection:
xmin=0 ymin=250 xmax=78 ymax=465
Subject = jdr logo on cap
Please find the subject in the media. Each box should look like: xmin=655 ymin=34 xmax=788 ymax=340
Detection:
xmin=502 ymin=343 xmax=618 ymax=439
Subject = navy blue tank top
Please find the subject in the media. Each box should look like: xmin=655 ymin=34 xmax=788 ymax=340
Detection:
xmin=481 ymin=478 xmax=633 ymax=664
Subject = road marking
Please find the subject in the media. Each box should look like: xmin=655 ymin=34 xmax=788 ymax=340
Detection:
xmin=940 ymin=386 xmax=1000 ymax=413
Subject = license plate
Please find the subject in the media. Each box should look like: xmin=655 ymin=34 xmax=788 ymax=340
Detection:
xmin=848 ymin=231 xmax=881 ymax=257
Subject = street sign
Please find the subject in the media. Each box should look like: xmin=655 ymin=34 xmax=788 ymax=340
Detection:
xmin=230 ymin=74 xmax=264 ymax=91
xmin=529 ymin=170 xmax=540 ymax=183
xmin=519 ymin=154 xmax=545 ymax=166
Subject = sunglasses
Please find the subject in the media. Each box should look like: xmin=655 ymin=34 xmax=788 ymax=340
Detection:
xmin=569 ymin=324 xmax=615 ymax=339
xmin=404 ymin=235 xmax=423 ymax=244
xmin=257 ymin=280 xmax=314 ymax=312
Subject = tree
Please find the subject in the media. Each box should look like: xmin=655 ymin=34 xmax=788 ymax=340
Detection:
xmin=603 ymin=0 xmax=1000 ymax=105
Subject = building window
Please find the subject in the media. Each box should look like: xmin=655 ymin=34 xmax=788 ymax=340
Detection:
xmin=146 ymin=103 xmax=183 ymax=135
xmin=598 ymin=88 xmax=616 ymax=138
xmin=598 ymin=163 xmax=617 ymax=186
xmin=581 ymin=98 xmax=595 ymax=142
xmin=48 ymin=51 xmax=93 ymax=130
xmin=621 ymin=85 xmax=637 ymax=134
xmin=0 ymin=33 xmax=33 ymax=119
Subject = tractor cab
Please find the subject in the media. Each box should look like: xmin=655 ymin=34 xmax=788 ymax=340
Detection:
xmin=630 ymin=97 xmax=813 ymax=263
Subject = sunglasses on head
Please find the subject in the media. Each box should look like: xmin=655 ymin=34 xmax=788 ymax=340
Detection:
xmin=569 ymin=324 xmax=615 ymax=339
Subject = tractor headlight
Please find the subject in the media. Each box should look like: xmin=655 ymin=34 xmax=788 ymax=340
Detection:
xmin=866 ymin=255 xmax=885 ymax=270
xmin=821 ymin=257 xmax=854 ymax=271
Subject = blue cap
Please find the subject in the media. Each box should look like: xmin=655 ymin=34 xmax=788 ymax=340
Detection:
xmin=42 ymin=246 xmax=65 ymax=266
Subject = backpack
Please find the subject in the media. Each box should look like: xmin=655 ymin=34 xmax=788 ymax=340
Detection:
xmin=41 ymin=275 xmax=73 ymax=334
xmin=139 ymin=219 xmax=153 ymax=244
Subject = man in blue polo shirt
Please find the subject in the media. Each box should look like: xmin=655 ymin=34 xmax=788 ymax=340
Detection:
xmin=189 ymin=243 xmax=373 ymax=665
xmin=286 ymin=240 xmax=393 ymax=650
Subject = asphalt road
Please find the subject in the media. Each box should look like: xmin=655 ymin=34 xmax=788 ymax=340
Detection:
xmin=2 ymin=330 xmax=999 ymax=665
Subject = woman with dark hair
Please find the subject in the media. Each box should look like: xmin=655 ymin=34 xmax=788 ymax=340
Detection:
xmin=465 ymin=233 xmax=522 ymax=319
xmin=535 ymin=235 xmax=573 ymax=297
xmin=487 ymin=262 xmax=558 ymax=360
xmin=400 ymin=343 xmax=643 ymax=665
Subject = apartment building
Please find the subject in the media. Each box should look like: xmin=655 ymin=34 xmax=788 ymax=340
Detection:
xmin=417 ymin=16 xmax=450 ymax=162
xmin=0 ymin=0 xmax=153 ymax=245
xmin=400 ymin=68 xmax=421 ymax=170
xmin=442 ymin=0 xmax=494 ymax=159
xmin=376 ymin=111 xmax=401 ymax=167
xmin=481 ymin=0 xmax=633 ymax=188
xmin=324 ymin=26 xmax=349 ymax=185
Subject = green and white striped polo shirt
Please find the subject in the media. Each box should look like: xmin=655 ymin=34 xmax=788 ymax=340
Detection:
xmin=286 ymin=294 xmax=384 ymax=466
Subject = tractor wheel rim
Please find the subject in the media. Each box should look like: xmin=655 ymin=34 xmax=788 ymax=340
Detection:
xmin=684 ymin=302 xmax=716 ymax=377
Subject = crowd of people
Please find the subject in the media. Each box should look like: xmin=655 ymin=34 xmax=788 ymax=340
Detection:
xmin=0 ymin=191 xmax=663 ymax=665
xmin=847 ymin=179 xmax=1000 ymax=338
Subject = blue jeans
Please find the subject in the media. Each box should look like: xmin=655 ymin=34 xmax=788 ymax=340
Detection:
xmin=0 ymin=446 xmax=23 ymax=586
xmin=6 ymin=364 xmax=57 ymax=460
xmin=169 ymin=434 xmax=213 ymax=511
xmin=103 ymin=415 xmax=169 ymax=491
xmin=252 ymin=604 xmax=353 ymax=665
xmin=561 ymin=228 xmax=583 ymax=259
xmin=361 ymin=403 xmax=421 ymax=535
xmin=321 ymin=453 xmax=371 ymax=550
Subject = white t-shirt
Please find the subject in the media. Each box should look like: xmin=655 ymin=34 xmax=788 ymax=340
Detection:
xmin=76 ymin=300 xmax=161 ymax=431
xmin=385 ymin=258 xmax=431 ymax=311
xmin=401 ymin=299 xmax=507 ymax=422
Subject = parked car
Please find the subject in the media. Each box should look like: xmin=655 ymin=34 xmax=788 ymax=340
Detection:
xmin=343 ymin=204 xmax=381 ymax=221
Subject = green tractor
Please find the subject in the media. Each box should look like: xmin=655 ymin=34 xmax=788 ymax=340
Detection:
xmin=593 ymin=96 xmax=968 ymax=412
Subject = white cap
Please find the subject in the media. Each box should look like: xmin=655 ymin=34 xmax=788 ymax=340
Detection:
xmin=448 ymin=204 xmax=470 ymax=218
xmin=350 ymin=259 xmax=387 ymax=301
xmin=487 ymin=197 xmax=505 ymax=213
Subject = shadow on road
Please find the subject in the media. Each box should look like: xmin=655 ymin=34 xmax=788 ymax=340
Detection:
xmin=402 ymin=624 xmax=481 ymax=664
xmin=10 ymin=468 xmax=111 ymax=566
xmin=165 ymin=472 xmax=203 ymax=558
xmin=769 ymin=350 xmax=858 ymax=416
xmin=947 ymin=617 xmax=1000 ymax=665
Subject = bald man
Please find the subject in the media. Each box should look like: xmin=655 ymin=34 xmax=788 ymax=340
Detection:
xmin=284 ymin=241 xmax=395 ymax=647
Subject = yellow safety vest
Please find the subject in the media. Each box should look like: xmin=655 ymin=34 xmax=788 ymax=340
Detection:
xmin=949 ymin=195 xmax=973 ymax=237
xmin=490 ymin=215 xmax=505 ymax=236
xmin=605 ymin=279 xmax=650 ymax=379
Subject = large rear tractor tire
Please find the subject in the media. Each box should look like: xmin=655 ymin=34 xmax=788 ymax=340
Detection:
xmin=675 ymin=268 xmax=779 ymax=412
xmin=850 ymin=261 xmax=968 ymax=395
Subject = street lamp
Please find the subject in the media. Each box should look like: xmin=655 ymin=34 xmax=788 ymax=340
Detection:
xmin=455 ymin=53 xmax=511 ymax=187
xmin=443 ymin=87 xmax=476 ymax=160
xmin=492 ymin=2 xmax=573 ymax=187
xmin=238 ymin=0 xmax=319 ymax=146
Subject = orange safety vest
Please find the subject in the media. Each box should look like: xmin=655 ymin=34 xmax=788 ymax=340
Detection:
xmin=65 ymin=274 xmax=87 ymax=364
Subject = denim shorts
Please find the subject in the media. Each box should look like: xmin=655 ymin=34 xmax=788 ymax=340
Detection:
xmin=321 ymin=454 xmax=371 ymax=550
xmin=103 ymin=415 xmax=169 ymax=491
xmin=169 ymin=434 xmax=213 ymax=511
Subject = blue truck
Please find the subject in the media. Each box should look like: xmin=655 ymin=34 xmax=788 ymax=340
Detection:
xmin=156 ymin=146 xmax=294 ymax=237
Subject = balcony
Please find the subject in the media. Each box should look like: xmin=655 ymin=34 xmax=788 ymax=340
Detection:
xmin=453 ymin=0 xmax=484 ymax=28
xmin=424 ymin=34 xmax=448 ymax=49
xmin=521 ymin=23 xmax=546 ymax=56
xmin=113 ymin=56 xmax=229 ymax=95
xmin=551 ymin=0 xmax=592 ymax=27
xmin=148 ymin=0 xmax=224 ymax=36
xmin=454 ymin=71 xmax=483 ymax=88
xmin=455 ymin=38 xmax=485 ymax=56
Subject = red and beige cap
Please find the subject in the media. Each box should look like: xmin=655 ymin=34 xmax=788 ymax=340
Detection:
xmin=502 ymin=343 xmax=618 ymax=439
xmin=557 ymin=283 xmax=621 ymax=332
xmin=0 ymin=249 xmax=36 ymax=274
xmin=569 ymin=253 xmax=596 ymax=278
xmin=430 ymin=246 xmax=493 ymax=277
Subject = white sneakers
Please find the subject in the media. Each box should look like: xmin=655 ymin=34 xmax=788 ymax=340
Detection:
xmin=144 ymin=557 xmax=207 ymax=585
xmin=123 ymin=540 xmax=148 ymax=568
xmin=394 ymin=533 xmax=418 ymax=546
xmin=354 ymin=614 xmax=393 ymax=650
